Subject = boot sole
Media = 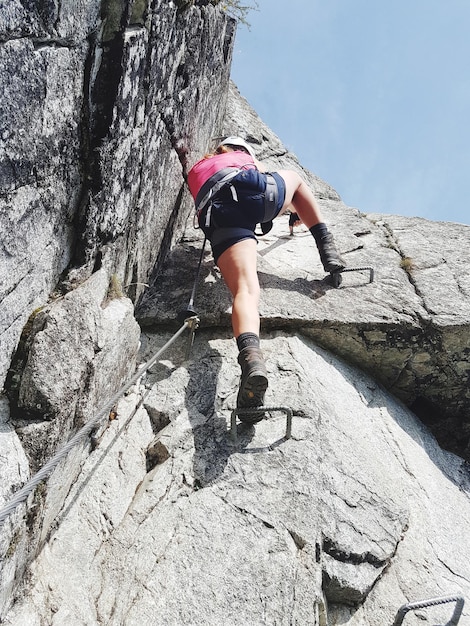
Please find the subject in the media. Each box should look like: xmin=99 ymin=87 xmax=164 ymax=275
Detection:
xmin=237 ymin=371 xmax=268 ymax=424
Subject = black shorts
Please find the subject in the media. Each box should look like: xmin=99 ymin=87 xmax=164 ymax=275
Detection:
xmin=198 ymin=170 xmax=286 ymax=263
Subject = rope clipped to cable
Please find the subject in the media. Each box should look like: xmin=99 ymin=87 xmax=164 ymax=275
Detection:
xmin=0 ymin=319 xmax=196 ymax=526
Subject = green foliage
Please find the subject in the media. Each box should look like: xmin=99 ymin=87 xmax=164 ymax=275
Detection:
xmin=175 ymin=0 xmax=259 ymax=27
xmin=4 ymin=305 xmax=46 ymax=407
xmin=213 ymin=0 xmax=259 ymax=27
xmin=400 ymin=256 xmax=415 ymax=273
xmin=107 ymin=274 xmax=125 ymax=301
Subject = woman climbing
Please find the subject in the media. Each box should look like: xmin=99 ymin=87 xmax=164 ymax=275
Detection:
xmin=187 ymin=136 xmax=345 ymax=422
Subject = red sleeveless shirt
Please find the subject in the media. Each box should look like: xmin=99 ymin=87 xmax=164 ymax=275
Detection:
xmin=187 ymin=151 xmax=256 ymax=200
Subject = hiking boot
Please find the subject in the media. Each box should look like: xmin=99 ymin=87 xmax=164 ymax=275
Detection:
xmin=317 ymin=232 xmax=346 ymax=273
xmin=236 ymin=346 xmax=268 ymax=424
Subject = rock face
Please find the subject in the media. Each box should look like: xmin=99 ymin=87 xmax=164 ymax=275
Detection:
xmin=0 ymin=0 xmax=235 ymax=390
xmin=1 ymin=0 xmax=235 ymax=618
xmin=0 ymin=268 xmax=141 ymax=617
xmin=8 ymin=269 xmax=141 ymax=471
xmin=139 ymin=83 xmax=470 ymax=462
xmin=4 ymin=333 xmax=470 ymax=625
xmin=1 ymin=3 xmax=470 ymax=626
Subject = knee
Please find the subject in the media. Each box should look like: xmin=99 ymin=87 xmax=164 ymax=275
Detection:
xmin=245 ymin=281 xmax=261 ymax=300
xmin=235 ymin=280 xmax=260 ymax=301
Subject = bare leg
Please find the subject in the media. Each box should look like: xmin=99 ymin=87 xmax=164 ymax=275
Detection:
xmin=217 ymin=238 xmax=268 ymax=420
xmin=276 ymin=169 xmax=323 ymax=228
xmin=275 ymin=169 xmax=345 ymax=271
xmin=217 ymin=238 xmax=260 ymax=337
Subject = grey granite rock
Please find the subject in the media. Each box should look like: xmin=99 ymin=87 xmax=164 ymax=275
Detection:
xmin=0 ymin=396 xmax=30 ymax=618
xmin=11 ymin=269 xmax=140 ymax=470
xmin=0 ymin=37 xmax=86 ymax=389
xmin=0 ymin=2 xmax=236 ymax=614
xmin=1 ymin=3 xmax=469 ymax=624
xmin=137 ymin=85 xmax=470 ymax=461
xmin=4 ymin=334 xmax=469 ymax=625
xmin=0 ymin=268 xmax=140 ymax=617
xmin=0 ymin=0 xmax=235 ymax=390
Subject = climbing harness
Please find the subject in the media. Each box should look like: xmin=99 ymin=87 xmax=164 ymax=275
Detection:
xmin=393 ymin=594 xmax=465 ymax=625
xmin=195 ymin=168 xmax=278 ymax=236
xmin=264 ymin=174 xmax=278 ymax=220
xmin=195 ymin=167 xmax=244 ymax=216
xmin=230 ymin=406 xmax=293 ymax=444
xmin=0 ymin=317 xmax=198 ymax=526
xmin=328 ymin=265 xmax=375 ymax=288
xmin=254 ymin=173 xmax=278 ymax=235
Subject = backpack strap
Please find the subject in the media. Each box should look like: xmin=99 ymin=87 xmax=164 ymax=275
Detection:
xmin=263 ymin=174 xmax=279 ymax=222
xmin=255 ymin=173 xmax=279 ymax=235
xmin=195 ymin=168 xmax=242 ymax=214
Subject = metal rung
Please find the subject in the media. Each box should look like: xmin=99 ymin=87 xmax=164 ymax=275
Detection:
xmin=230 ymin=406 xmax=293 ymax=443
xmin=329 ymin=265 xmax=374 ymax=288
xmin=393 ymin=594 xmax=465 ymax=626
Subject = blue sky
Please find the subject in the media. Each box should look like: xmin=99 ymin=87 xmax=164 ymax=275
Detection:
xmin=231 ymin=0 xmax=470 ymax=225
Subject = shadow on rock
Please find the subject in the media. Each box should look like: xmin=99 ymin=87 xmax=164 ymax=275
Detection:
xmin=184 ymin=334 xmax=255 ymax=487
xmin=258 ymin=270 xmax=330 ymax=301
xmin=329 ymin=351 xmax=470 ymax=492
xmin=257 ymin=267 xmax=374 ymax=305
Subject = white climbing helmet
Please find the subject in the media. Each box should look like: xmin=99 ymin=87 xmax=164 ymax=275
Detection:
xmin=217 ymin=136 xmax=256 ymax=159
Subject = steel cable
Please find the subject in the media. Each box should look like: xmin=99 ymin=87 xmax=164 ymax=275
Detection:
xmin=0 ymin=320 xmax=193 ymax=525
